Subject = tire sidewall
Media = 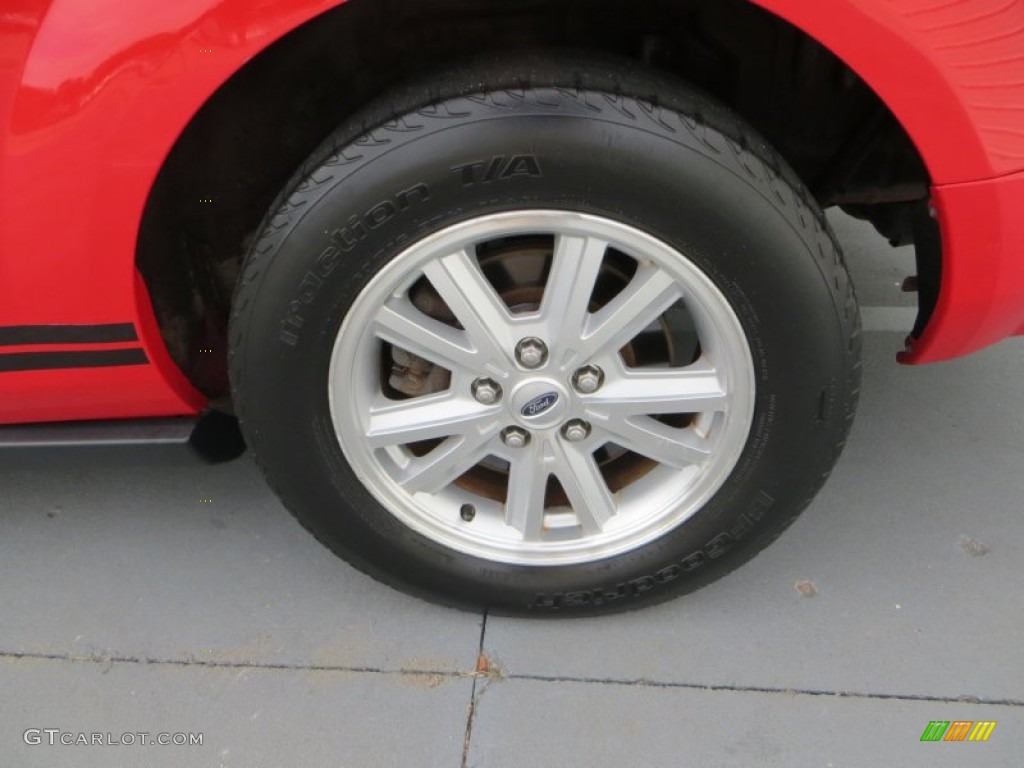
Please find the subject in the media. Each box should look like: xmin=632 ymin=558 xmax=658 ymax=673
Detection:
xmin=232 ymin=83 xmax=855 ymax=613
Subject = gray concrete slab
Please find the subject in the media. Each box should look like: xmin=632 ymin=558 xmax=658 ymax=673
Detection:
xmin=0 ymin=448 xmax=482 ymax=674
xmin=468 ymin=678 xmax=1023 ymax=767
xmin=1 ymin=654 xmax=471 ymax=768
xmin=483 ymin=334 xmax=1024 ymax=702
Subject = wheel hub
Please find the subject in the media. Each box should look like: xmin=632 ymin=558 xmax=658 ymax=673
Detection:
xmin=509 ymin=378 xmax=570 ymax=430
xmin=328 ymin=210 xmax=755 ymax=565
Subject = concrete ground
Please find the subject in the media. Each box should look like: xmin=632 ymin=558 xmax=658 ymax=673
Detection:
xmin=1 ymin=212 xmax=1022 ymax=767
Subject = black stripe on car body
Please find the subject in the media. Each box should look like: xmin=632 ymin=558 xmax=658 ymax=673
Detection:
xmin=0 ymin=323 xmax=138 ymax=347
xmin=0 ymin=348 xmax=148 ymax=373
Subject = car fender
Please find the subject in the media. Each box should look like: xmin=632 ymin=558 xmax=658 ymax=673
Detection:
xmin=1 ymin=0 xmax=1022 ymax=423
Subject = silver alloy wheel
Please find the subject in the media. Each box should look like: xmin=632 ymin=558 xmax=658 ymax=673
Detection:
xmin=328 ymin=211 xmax=755 ymax=566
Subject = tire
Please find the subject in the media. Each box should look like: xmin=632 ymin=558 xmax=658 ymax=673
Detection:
xmin=230 ymin=54 xmax=861 ymax=615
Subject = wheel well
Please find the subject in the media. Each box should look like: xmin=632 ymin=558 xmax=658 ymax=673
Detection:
xmin=137 ymin=0 xmax=931 ymax=400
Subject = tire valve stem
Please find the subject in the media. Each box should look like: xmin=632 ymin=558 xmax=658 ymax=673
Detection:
xmin=460 ymin=504 xmax=477 ymax=522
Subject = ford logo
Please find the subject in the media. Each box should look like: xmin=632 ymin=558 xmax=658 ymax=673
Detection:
xmin=520 ymin=392 xmax=559 ymax=418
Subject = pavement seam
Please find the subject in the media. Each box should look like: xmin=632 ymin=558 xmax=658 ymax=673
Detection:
xmin=461 ymin=610 xmax=488 ymax=768
xmin=3 ymin=650 xmax=1020 ymax=708
xmin=0 ymin=650 xmax=463 ymax=679
xmin=507 ymin=673 xmax=1024 ymax=707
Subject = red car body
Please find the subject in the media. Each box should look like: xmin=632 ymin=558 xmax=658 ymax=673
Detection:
xmin=2 ymin=0 xmax=1023 ymax=426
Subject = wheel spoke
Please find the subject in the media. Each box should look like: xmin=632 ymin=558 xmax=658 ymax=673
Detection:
xmin=398 ymin=430 xmax=498 ymax=495
xmin=366 ymin=394 xmax=495 ymax=448
xmin=594 ymin=415 xmax=713 ymax=470
xmin=374 ymin=298 xmax=480 ymax=372
xmin=587 ymin=361 xmax=728 ymax=417
xmin=422 ymin=249 xmax=515 ymax=362
xmin=551 ymin=441 xmax=616 ymax=534
xmin=540 ymin=234 xmax=607 ymax=348
xmin=504 ymin=442 xmax=549 ymax=540
xmin=579 ymin=265 xmax=681 ymax=359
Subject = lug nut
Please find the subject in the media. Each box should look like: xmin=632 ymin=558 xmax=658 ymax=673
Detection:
xmin=515 ymin=338 xmax=548 ymax=369
xmin=561 ymin=419 xmax=592 ymax=443
xmin=502 ymin=427 xmax=531 ymax=449
xmin=472 ymin=378 xmax=502 ymax=405
xmin=572 ymin=365 xmax=604 ymax=394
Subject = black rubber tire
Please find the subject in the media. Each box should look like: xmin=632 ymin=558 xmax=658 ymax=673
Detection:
xmin=230 ymin=54 xmax=861 ymax=615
